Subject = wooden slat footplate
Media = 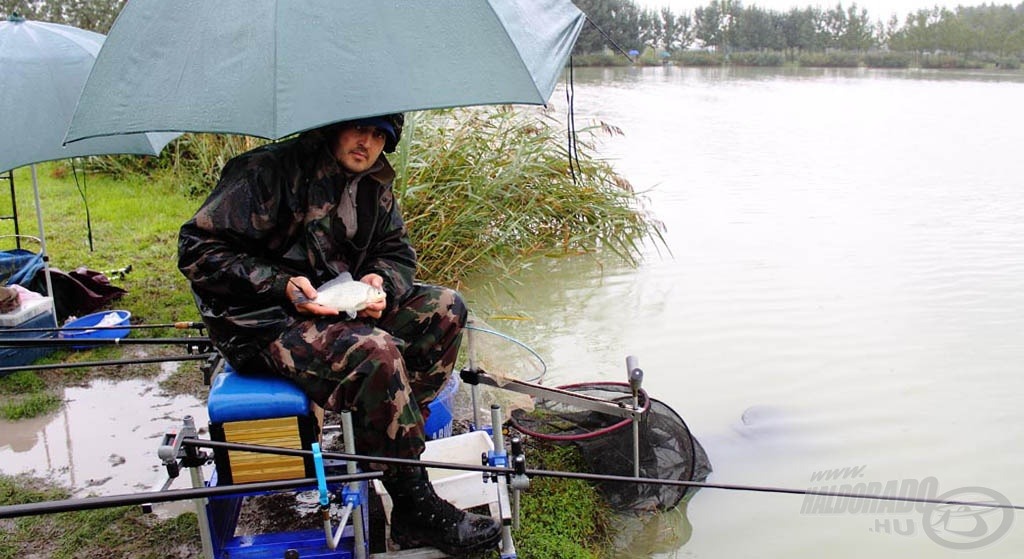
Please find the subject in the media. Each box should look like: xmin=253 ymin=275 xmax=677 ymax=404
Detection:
xmin=222 ymin=416 xmax=305 ymax=483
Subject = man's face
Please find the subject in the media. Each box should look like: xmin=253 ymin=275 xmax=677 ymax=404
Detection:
xmin=333 ymin=124 xmax=387 ymax=173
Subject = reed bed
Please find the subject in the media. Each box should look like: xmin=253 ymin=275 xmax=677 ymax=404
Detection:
xmin=395 ymin=108 xmax=663 ymax=285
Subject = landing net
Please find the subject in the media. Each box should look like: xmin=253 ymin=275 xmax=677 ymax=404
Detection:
xmin=509 ymin=382 xmax=712 ymax=512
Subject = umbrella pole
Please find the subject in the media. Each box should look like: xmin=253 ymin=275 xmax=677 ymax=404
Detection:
xmin=30 ymin=164 xmax=58 ymax=325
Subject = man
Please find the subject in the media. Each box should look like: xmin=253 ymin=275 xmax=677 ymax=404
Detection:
xmin=178 ymin=114 xmax=501 ymax=555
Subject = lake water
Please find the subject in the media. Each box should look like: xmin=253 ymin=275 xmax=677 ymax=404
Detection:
xmin=461 ymin=66 xmax=1024 ymax=558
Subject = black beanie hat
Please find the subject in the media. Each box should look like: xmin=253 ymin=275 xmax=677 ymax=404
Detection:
xmin=346 ymin=113 xmax=404 ymax=153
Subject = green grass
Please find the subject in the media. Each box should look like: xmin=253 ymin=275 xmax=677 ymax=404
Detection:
xmin=2 ymin=162 xmax=200 ymax=412
xmin=0 ymin=391 xmax=62 ymax=420
xmin=0 ymin=370 xmax=45 ymax=393
xmin=0 ymin=474 xmax=200 ymax=559
xmin=0 ymin=371 xmax=62 ymax=420
xmin=3 ymin=163 xmax=199 ymax=328
xmin=516 ymin=441 xmax=613 ymax=558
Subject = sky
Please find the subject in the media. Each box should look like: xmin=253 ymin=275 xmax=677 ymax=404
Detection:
xmin=635 ymin=0 xmax=942 ymax=21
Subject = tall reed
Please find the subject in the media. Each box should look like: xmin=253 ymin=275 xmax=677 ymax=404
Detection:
xmin=79 ymin=133 xmax=265 ymax=197
xmin=393 ymin=108 xmax=663 ymax=285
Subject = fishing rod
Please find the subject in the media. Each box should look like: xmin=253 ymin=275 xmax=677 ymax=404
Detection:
xmin=187 ymin=438 xmax=1024 ymax=513
xmin=583 ymin=17 xmax=635 ymax=63
xmin=4 ymin=318 xmax=513 ymax=345
xmin=1 ymin=321 xmax=206 ymax=334
xmin=2 ymin=434 xmax=1020 ymax=521
xmin=0 ymin=471 xmax=380 ymax=520
xmin=0 ymin=336 xmax=211 ymax=347
xmin=0 ymin=352 xmax=216 ymax=375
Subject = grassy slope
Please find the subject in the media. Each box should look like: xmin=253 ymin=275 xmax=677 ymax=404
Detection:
xmin=2 ymin=163 xmax=199 ymax=326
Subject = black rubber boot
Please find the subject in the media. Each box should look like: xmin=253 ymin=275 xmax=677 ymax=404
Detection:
xmin=383 ymin=467 xmax=502 ymax=555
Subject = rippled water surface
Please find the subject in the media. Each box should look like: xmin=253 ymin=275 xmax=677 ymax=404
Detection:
xmin=462 ymin=67 xmax=1024 ymax=558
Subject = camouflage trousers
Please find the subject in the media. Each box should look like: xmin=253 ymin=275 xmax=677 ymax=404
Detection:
xmin=251 ymin=284 xmax=467 ymax=467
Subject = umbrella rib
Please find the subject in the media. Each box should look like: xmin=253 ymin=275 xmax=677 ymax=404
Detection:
xmin=41 ymin=21 xmax=102 ymax=58
xmin=486 ymin=0 xmax=545 ymax=103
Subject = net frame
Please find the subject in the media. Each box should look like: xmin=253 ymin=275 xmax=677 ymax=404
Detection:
xmin=507 ymin=381 xmax=711 ymax=511
xmin=507 ymin=381 xmax=651 ymax=441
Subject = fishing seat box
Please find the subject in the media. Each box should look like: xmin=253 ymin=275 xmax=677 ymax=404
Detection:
xmin=0 ymin=297 xmax=56 ymax=369
xmin=207 ymin=364 xmax=324 ymax=485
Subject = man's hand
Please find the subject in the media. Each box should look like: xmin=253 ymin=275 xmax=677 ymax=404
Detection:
xmin=357 ymin=273 xmax=386 ymax=320
xmin=287 ymin=276 xmax=339 ymax=316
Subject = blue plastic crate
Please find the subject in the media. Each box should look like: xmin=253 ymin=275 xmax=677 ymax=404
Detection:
xmin=425 ymin=373 xmax=459 ymax=440
xmin=0 ymin=300 xmax=56 ymax=371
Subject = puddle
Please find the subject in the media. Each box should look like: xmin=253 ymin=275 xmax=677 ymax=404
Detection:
xmin=0 ymin=365 xmax=209 ymax=499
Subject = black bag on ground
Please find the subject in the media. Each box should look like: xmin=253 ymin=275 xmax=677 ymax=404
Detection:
xmin=27 ymin=266 xmax=126 ymax=322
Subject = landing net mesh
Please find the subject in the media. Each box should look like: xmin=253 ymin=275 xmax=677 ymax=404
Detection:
xmin=509 ymin=382 xmax=712 ymax=512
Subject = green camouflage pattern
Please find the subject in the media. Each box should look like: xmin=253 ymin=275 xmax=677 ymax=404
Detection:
xmin=251 ymin=284 xmax=467 ymax=464
xmin=178 ymin=125 xmax=416 ymax=367
xmin=179 ymin=125 xmax=462 ymax=467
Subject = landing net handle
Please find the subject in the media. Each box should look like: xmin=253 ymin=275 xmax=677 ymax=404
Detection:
xmin=506 ymin=381 xmax=652 ymax=441
xmin=627 ymin=355 xmax=644 ymax=478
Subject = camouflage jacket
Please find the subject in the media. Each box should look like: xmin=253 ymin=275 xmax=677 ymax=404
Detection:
xmin=177 ymin=127 xmax=416 ymax=367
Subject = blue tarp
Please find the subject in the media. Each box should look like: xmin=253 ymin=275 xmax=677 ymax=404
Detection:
xmin=0 ymin=249 xmax=44 ymax=287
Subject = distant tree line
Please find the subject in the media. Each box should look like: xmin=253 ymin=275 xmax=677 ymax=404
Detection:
xmin=574 ymin=0 xmax=1024 ymax=61
xmin=3 ymin=0 xmax=1022 ymax=68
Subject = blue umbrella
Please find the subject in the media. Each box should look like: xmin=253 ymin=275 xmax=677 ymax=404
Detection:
xmin=66 ymin=0 xmax=586 ymax=143
xmin=0 ymin=15 xmax=180 ymax=317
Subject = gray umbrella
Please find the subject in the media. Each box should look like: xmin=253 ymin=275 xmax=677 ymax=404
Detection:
xmin=65 ymin=0 xmax=586 ymax=142
xmin=0 ymin=15 xmax=180 ymax=318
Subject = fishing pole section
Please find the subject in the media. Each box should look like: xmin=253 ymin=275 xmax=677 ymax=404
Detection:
xmin=462 ymin=317 xmax=711 ymax=512
xmin=0 ymin=316 xmax=212 ymax=375
xmin=0 ymin=316 xmax=660 ymax=559
xmin=0 ymin=360 xmax=643 ymax=559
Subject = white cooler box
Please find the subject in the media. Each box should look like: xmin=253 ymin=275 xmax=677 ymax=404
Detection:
xmin=0 ymin=297 xmax=56 ymax=369
xmin=373 ymin=430 xmax=503 ymax=520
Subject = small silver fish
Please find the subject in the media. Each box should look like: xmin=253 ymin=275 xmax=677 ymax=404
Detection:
xmin=313 ymin=272 xmax=386 ymax=319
